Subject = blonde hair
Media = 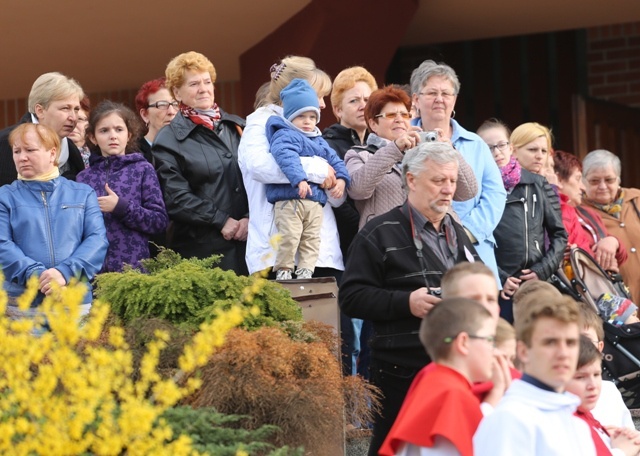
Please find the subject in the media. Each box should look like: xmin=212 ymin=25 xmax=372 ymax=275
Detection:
xmin=28 ymin=72 xmax=84 ymax=113
xmin=330 ymin=66 xmax=377 ymax=117
xmin=165 ymin=51 xmax=217 ymax=96
xmin=9 ymin=123 xmax=61 ymax=164
xmin=495 ymin=318 xmax=516 ymax=346
xmin=516 ymin=295 xmax=580 ymax=346
xmin=510 ymin=122 xmax=553 ymax=152
xmin=266 ymin=56 xmax=332 ymax=106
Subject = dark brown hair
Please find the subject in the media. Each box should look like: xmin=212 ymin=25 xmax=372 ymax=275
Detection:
xmin=86 ymin=100 xmax=142 ymax=155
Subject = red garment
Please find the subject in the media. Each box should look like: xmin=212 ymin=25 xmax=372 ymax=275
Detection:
xmin=575 ymin=409 xmax=612 ymax=456
xmin=560 ymin=195 xmax=628 ymax=266
xmin=379 ymin=364 xmax=482 ymax=456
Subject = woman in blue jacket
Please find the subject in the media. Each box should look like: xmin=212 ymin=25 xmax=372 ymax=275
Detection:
xmin=0 ymin=123 xmax=108 ymax=317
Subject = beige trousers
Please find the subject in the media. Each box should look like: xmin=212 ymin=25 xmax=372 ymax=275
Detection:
xmin=273 ymin=199 xmax=323 ymax=271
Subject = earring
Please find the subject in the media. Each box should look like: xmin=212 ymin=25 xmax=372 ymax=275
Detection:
xmin=451 ymin=110 xmax=456 ymax=119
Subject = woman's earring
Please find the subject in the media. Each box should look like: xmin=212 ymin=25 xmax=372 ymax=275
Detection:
xmin=451 ymin=110 xmax=456 ymax=119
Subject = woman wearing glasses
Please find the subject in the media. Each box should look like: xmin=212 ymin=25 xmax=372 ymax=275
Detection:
xmin=477 ymin=119 xmax=566 ymax=322
xmin=152 ymin=52 xmax=249 ymax=275
xmin=410 ymin=60 xmax=505 ymax=285
xmin=135 ymin=78 xmax=179 ymax=164
xmin=345 ymin=86 xmax=477 ymax=229
xmin=582 ymin=149 xmax=640 ymax=301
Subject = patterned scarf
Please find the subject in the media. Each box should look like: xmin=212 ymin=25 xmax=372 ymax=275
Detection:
xmin=586 ymin=189 xmax=624 ymax=219
xmin=499 ymin=155 xmax=522 ymax=193
xmin=180 ymin=103 xmax=221 ymax=130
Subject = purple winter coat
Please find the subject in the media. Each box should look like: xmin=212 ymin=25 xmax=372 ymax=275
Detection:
xmin=77 ymin=153 xmax=169 ymax=272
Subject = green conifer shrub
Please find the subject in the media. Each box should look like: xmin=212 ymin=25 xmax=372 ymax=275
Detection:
xmin=94 ymin=249 xmax=302 ymax=330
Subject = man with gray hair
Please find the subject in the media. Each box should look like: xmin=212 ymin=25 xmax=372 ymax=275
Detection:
xmin=339 ymin=141 xmax=481 ymax=456
xmin=0 ymin=72 xmax=86 ymax=186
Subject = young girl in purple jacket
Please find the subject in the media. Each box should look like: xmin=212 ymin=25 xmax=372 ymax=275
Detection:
xmin=77 ymin=101 xmax=168 ymax=272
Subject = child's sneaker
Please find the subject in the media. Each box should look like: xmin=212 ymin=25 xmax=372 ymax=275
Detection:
xmin=295 ymin=268 xmax=313 ymax=279
xmin=276 ymin=269 xmax=292 ymax=280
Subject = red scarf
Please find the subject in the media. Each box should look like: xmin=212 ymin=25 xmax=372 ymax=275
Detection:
xmin=180 ymin=103 xmax=221 ymax=130
xmin=575 ymin=409 xmax=612 ymax=456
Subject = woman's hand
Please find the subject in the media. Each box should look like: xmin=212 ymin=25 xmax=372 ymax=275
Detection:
xmin=329 ymin=179 xmax=346 ymax=199
xmin=519 ymin=269 xmax=539 ymax=282
xmin=221 ymin=217 xmax=240 ymax=241
xmin=394 ymin=131 xmax=421 ymax=152
xmin=39 ymin=268 xmax=67 ymax=295
xmin=409 ymin=287 xmax=441 ymax=318
xmin=97 ymin=183 xmax=119 ymax=213
xmin=501 ymin=276 xmax=522 ymax=300
xmin=593 ymin=236 xmax=620 ymax=271
xmin=233 ymin=217 xmax=249 ymax=241
xmin=320 ymin=165 xmax=336 ymax=189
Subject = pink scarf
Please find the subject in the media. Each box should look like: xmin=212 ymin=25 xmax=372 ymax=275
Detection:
xmin=500 ymin=156 xmax=522 ymax=192
xmin=180 ymin=103 xmax=221 ymax=130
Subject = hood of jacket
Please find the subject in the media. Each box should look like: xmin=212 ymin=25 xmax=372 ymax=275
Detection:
xmin=265 ymin=114 xmax=321 ymax=141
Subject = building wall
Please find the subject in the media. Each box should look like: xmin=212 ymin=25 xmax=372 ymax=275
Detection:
xmin=587 ymin=21 xmax=640 ymax=107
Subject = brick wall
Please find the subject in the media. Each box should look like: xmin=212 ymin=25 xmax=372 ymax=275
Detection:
xmin=587 ymin=22 xmax=640 ymax=107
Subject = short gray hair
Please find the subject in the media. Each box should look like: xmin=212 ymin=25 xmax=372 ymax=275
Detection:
xmin=402 ymin=141 xmax=459 ymax=188
xmin=410 ymin=60 xmax=461 ymax=96
xmin=582 ymin=149 xmax=621 ymax=179
xmin=28 ymin=72 xmax=84 ymax=112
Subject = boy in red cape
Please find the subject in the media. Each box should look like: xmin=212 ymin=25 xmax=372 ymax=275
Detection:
xmin=379 ymin=298 xmax=496 ymax=456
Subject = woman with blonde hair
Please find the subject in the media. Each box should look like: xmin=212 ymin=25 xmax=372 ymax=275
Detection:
xmin=152 ymin=51 xmax=249 ymax=275
xmin=510 ymin=122 xmax=553 ymax=176
xmin=238 ymin=56 xmax=344 ymax=278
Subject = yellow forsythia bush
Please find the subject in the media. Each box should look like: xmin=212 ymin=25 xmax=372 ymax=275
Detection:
xmin=0 ymin=276 xmax=246 ymax=455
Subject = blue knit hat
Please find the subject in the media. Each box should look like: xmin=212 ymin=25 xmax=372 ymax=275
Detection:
xmin=281 ymin=78 xmax=320 ymax=123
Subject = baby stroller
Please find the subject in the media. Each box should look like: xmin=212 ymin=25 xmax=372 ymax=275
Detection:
xmin=551 ymin=247 xmax=640 ymax=408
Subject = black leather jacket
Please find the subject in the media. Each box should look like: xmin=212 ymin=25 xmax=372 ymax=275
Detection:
xmin=152 ymin=111 xmax=249 ymax=275
xmin=493 ymin=169 xmax=567 ymax=284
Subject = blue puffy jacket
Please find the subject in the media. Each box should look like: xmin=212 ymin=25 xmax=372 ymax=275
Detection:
xmin=0 ymin=177 xmax=108 ymax=305
xmin=265 ymin=116 xmax=350 ymax=205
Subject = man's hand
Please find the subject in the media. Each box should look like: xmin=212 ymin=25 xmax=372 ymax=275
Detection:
xmin=233 ymin=217 xmax=249 ymax=241
xmin=409 ymin=287 xmax=442 ymax=318
xmin=221 ymin=217 xmax=240 ymax=241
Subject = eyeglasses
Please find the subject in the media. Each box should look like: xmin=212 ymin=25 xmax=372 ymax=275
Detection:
xmin=443 ymin=333 xmax=496 ymax=346
xmin=148 ymin=101 xmax=179 ymax=110
xmin=487 ymin=141 xmax=510 ymax=153
xmin=375 ymin=111 xmax=411 ymax=120
xmin=418 ymin=91 xmax=455 ymax=99
xmin=586 ymin=177 xmax=618 ymax=186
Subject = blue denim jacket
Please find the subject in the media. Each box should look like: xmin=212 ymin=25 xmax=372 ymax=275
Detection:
xmin=0 ymin=177 xmax=108 ymax=305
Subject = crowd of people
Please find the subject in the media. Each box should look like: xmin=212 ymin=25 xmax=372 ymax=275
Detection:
xmin=0 ymin=51 xmax=639 ymax=455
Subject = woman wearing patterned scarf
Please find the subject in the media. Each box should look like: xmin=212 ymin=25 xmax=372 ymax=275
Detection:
xmin=477 ymin=119 xmax=567 ymax=323
xmin=152 ymin=51 xmax=249 ymax=275
xmin=583 ymin=149 xmax=640 ymax=302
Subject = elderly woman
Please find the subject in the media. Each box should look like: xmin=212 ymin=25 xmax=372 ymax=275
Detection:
xmin=347 ymin=85 xmax=477 ymax=230
xmin=582 ymin=149 xmax=640 ymax=301
xmin=67 ymin=96 xmax=91 ymax=168
xmin=553 ymin=150 xmax=627 ymax=271
xmin=135 ymin=78 xmax=178 ymax=164
xmin=410 ymin=60 xmax=505 ymax=283
xmin=478 ymin=119 xmax=567 ymax=321
xmin=0 ymin=123 xmax=107 ymax=316
xmin=238 ymin=56 xmax=344 ymax=277
xmin=152 ymin=52 xmax=249 ymax=275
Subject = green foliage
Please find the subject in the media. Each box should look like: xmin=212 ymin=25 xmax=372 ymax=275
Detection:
xmin=162 ymin=406 xmax=304 ymax=455
xmin=95 ymin=250 xmax=302 ymax=330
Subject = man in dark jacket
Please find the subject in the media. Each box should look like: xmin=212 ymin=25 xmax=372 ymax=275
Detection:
xmin=339 ymin=141 xmax=482 ymax=456
xmin=0 ymin=72 xmax=85 ymax=187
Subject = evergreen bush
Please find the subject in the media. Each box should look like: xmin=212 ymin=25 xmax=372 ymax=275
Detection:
xmin=94 ymin=249 xmax=302 ymax=330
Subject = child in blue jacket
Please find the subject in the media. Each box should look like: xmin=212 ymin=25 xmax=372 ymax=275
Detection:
xmin=266 ymin=79 xmax=350 ymax=280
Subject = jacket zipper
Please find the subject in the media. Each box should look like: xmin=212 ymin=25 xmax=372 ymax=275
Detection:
xmin=522 ymin=186 xmax=529 ymax=265
xmin=41 ymin=191 xmax=56 ymax=265
xmin=532 ymin=193 xmax=537 ymax=219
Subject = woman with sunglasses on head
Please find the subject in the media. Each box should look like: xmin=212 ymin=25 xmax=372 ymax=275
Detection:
xmin=410 ymin=60 xmax=506 ymax=285
xmin=345 ymin=85 xmax=477 ymax=229
xmin=135 ymin=78 xmax=178 ymax=164
xmin=581 ymin=149 xmax=640 ymax=301
xmin=477 ymin=119 xmax=567 ymax=323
